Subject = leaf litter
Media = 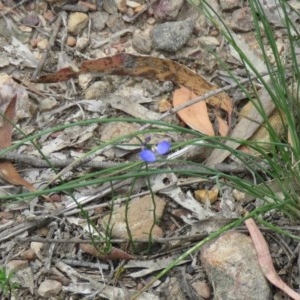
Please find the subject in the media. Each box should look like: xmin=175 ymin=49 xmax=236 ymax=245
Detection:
xmin=0 ymin=0 xmax=299 ymax=299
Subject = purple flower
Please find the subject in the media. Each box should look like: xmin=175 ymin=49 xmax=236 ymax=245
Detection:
xmin=139 ymin=140 xmax=171 ymax=162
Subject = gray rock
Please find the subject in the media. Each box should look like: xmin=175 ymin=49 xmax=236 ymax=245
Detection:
xmin=152 ymin=19 xmax=195 ymax=52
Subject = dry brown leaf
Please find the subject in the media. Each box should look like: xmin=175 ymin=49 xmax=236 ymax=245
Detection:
xmin=245 ymin=218 xmax=300 ymax=300
xmin=80 ymin=244 xmax=134 ymax=260
xmin=215 ymin=113 xmax=229 ymax=137
xmin=0 ymin=95 xmax=16 ymax=149
xmin=173 ymin=86 xmax=214 ymax=136
xmin=0 ymin=94 xmax=35 ymax=192
xmin=0 ymin=161 xmax=35 ymax=191
xmin=0 ymin=74 xmax=31 ymax=126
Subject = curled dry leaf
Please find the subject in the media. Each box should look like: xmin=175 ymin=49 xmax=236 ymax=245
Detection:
xmin=0 ymin=95 xmax=35 ymax=192
xmin=246 ymin=218 xmax=300 ymax=300
xmin=173 ymin=86 xmax=214 ymax=136
xmin=0 ymin=95 xmax=17 ymax=149
xmin=35 ymin=53 xmax=233 ymax=134
xmin=0 ymin=74 xmax=31 ymax=126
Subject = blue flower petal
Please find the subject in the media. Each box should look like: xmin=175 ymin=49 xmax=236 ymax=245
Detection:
xmin=156 ymin=141 xmax=171 ymax=155
xmin=139 ymin=149 xmax=156 ymax=162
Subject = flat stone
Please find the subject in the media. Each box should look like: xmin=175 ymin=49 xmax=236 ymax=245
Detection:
xmin=200 ymin=231 xmax=272 ymax=300
xmin=152 ymin=19 xmax=195 ymax=52
xmin=101 ymin=195 xmax=166 ymax=240
xmin=38 ymin=279 xmax=62 ymax=298
xmin=68 ymin=12 xmax=89 ymax=35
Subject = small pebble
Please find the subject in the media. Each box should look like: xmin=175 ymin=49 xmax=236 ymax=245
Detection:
xmin=21 ymin=14 xmax=39 ymax=27
xmin=158 ymin=98 xmax=172 ymax=112
xmin=66 ymin=35 xmax=76 ymax=47
xmin=126 ymin=0 xmax=140 ymax=8
xmin=115 ymin=0 xmax=127 ymax=12
xmin=232 ymin=189 xmax=245 ymax=201
xmin=76 ymin=36 xmax=89 ymax=50
xmin=21 ymin=249 xmax=36 ymax=261
xmin=147 ymin=17 xmax=156 ymax=25
xmin=132 ymin=29 xmax=152 ymax=54
xmin=191 ymin=281 xmax=211 ymax=299
xmin=68 ymin=12 xmax=89 ymax=35
xmin=43 ymin=10 xmax=55 ymax=22
xmin=194 ymin=189 xmax=219 ymax=204
xmin=37 ymin=38 xmax=48 ymax=49
xmin=19 ymin=25 xmax=32 ymax=32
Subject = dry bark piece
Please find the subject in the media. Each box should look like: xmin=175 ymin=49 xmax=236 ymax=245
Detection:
xmin=80 ymin=244 xmax=134 ymax=260
xmin=35 ymin=53 xmax=233 ymax=132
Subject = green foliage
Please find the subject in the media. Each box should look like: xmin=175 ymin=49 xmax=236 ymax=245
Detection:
xmin=0 ymin=267 xmax=19 ymax=298
xmin=187 ymin=0 xmax=300 ymax=217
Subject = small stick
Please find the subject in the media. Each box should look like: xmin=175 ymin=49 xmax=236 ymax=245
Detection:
xmin=0 ymin=151 xmax=119 ymax=169
xmin=31 ymin=12 xmax=63 ymax=80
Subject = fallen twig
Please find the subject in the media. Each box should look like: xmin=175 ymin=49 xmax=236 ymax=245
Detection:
xmin=31 ymin=12 xmax=63 ymax=80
